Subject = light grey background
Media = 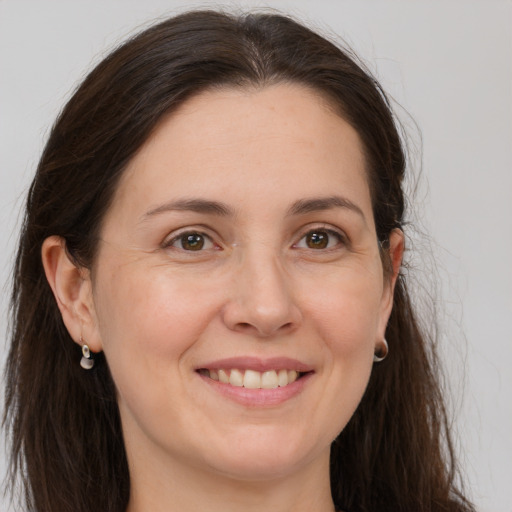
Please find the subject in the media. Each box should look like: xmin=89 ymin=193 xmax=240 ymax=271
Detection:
xmin=1 ymin=1 xmax=511 ymax=511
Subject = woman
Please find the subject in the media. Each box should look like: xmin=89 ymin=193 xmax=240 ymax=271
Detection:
xmin=3 ymin=9 xmax=475 ymax=512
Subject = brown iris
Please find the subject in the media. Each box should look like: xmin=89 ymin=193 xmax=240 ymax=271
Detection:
xmin=181 ymin=233 xmax=205 ymax=251
xmin=305 ymin=231 xmax=329 ymax=249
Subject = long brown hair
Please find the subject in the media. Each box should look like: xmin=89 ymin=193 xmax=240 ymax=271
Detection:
xmin=3 ymin=10 xmax=474 ymax=512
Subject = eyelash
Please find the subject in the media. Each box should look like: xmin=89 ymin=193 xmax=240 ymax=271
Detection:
xmin=162 ymin=225 xmax=348 ymax=253
xmin=163 ymin=230 xmax=217 ymax=252
xmin=293 ymin=227 xmax=347 ymax=251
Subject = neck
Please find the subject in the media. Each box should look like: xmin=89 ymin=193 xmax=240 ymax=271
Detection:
xmin=125 ymin=447 xmax=335 ymax=512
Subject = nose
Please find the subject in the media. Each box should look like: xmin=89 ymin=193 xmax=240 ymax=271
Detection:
xmin=221 ymin=251 xmax=302 ymax=338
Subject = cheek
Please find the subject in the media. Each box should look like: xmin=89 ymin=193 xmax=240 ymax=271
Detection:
xmin=305 ymin=264 xmax=384 ymax=353
xmin=91 ymin=263 xmax=229 ymax=444
xmin=295 ymin=278 xmax=380 ymax=447
xmin=92 ymin=263 xmax=222 ymax=379
xmin=305 ymin=271 xmax=382 ymax=428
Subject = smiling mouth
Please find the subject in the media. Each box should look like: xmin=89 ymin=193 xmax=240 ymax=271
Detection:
xmin=196 ymin=368 xmax=310 ymax=389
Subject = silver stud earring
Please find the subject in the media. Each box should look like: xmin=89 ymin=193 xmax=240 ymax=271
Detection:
xmin=80 ymin=341 xmax=94 ymax=370
xmin=373 ymin=338 xmax=389 ymax=363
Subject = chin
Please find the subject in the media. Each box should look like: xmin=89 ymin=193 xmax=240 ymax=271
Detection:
xmin=200 ymin=430 xmax=323 ymax=482
xmin=211 ymin=454 xmax=306 ymax=482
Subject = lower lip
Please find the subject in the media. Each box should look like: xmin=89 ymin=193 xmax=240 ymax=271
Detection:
xmin=198 ymin=372 xmax=313 ymax=407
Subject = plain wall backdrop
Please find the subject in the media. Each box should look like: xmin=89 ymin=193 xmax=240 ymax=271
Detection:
xmin=1 ymin=1 xmax=511 ymax=510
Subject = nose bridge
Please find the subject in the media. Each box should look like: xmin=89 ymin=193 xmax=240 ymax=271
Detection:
xmin=247 ymin=247 xmax=289 ymax=310
xmin=223 ymin=240 xmax=301 ymax=337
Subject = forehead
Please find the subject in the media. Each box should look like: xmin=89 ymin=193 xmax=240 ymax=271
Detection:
xmin=107 ymin=83 xmax=372 ymax=224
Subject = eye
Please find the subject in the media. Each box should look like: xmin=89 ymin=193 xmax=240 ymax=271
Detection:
xmin=294 ymin=228 xmax=345 ymax=250
xmin=166 ymin=231 xmax=215 ymax=251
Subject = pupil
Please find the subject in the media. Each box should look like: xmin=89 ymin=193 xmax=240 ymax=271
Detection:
xmin=307 ymin=232 xmax=328 ymax=249
xmin=183 ymin=234 xmax=204 ymax=250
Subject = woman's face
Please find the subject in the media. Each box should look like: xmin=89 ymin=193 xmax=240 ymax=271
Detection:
xmin=87 ymin=84 xmax=400 ymax=481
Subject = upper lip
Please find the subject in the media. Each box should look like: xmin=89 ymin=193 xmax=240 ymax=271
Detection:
xmin=195 ymin=356 xmax=314 ymax=373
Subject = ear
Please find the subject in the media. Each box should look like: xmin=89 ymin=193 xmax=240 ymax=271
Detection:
xmin=41 ymin=236 xmax=102 ymax=353
xmin=378 ymin=228 xmax=404 ymax=335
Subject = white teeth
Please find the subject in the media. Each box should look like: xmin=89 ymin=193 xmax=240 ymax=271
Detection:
xmin=243 ymin=370 xmax=261 ymax=389
xmin=229 ymin=369 xmax=244 ymax=387
xmin=205 ymin=368 xmax=302 ymax=388
xmin=287 ymin=370 xmax=298 ymax=384
xmin=261 ymin=370 xmax=278 ymax=389
xmin=277 ymin=369 xmax=288 ymax=387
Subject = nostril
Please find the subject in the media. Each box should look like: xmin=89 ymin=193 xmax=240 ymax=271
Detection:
xmin=233 ymin=320 xmax=296 ymax=337
xmin=233 ymin=322 xmax=264 ymax=335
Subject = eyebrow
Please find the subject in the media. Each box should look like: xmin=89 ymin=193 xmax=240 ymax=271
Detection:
xmin=141 ymin=194 xmax=365 ymax=221
xmin=142 ymin=198 xmax=235 ymax=219
xmin=287 ymin=195 xmax=366 ymax=219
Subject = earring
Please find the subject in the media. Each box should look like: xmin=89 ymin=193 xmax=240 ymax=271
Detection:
xmin=373 ymin=338 xmax=389 ymax=363
xmin=80 ymin=340 xmax=95 ymax=370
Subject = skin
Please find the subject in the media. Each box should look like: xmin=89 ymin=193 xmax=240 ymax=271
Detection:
xmin=43 ymin=84 xmax=403 ymax=512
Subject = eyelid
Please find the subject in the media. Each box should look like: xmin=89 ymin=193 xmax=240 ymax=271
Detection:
xmin=292 ymin=224 xmax=348 ymax=250
xmin=160 ymin=223 xmax=348 ymax=252
xmin=161 ymin=226 xmax=220 ymax=251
